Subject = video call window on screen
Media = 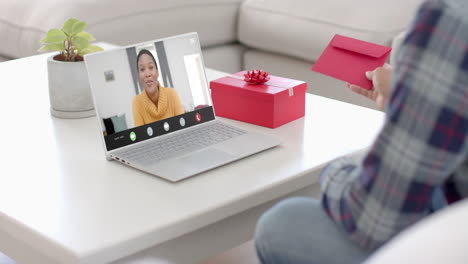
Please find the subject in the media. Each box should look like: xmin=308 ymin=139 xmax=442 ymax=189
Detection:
xmin=88 ymin=35 xmax=211 ymax=137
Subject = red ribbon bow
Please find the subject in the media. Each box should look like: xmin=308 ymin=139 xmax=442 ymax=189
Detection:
xmin=244 ymin=70 xmax=270 ymax=84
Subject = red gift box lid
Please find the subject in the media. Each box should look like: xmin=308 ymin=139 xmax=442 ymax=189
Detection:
xmin=210 ymin=71 xmax=307 ymax=102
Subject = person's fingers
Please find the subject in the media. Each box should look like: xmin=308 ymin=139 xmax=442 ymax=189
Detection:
xmin=365 ymin=70 xmax=373 ymax=80
xmin=348 ymin=84 xmax=372 ymax=98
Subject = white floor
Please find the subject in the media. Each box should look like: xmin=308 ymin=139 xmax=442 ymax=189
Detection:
xmin=199 ymin=240 xmax=258 ymax=264
xmin=1 ymin=243 xmax=258 ymax=264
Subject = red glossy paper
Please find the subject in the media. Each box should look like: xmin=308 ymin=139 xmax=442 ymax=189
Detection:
xmin=312 ymin=34 xmax=392 ymax=89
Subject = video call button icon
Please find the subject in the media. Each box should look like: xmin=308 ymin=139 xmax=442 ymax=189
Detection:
xmin=164 ymin=122 xmax=170 ymax=132
xmin=179 ymin=117 xmax=186 ymax=127
xmin=147 ymin=127 xmax=153 ymax=136
xmin=130 ymin=131 xmax=136 ymax=141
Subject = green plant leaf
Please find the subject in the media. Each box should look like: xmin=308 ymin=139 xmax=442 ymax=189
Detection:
xmin=62 ymin=18 xmax=80 ymax=35
xmin=38 ymin=45 xmax=49 ymax=52
xmin=76 ymin=31 xmax=95 ymax=41
xmin=38 ymin=43 xmax=64 ymax=52
xmin=41 ymin=18 xmax=99 ymax=55
xmin=73 ymin=35 xmax=89 ymax=50
xmin=71 ymin=21 xmax=87 ymax=35
xmin=90 ymin=45 xmax=104 ymax=52
xmin=79 ymin=45 xmax=104 ymax=55
xmin=41 ymin=29 xmax=66 ymax=44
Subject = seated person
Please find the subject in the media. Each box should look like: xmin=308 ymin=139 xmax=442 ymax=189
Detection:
xmin=255 ymin=0 xmax=468 ymax=263
xmin=132 ymin=49 xmax=184 ymax=127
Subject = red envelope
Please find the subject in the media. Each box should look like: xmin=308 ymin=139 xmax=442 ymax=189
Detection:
xmin=311 ymin=34 xmax=391 ymax=89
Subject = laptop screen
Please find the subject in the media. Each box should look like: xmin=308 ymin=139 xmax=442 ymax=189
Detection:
xmin=85 ymin=33 xmax=214 ymax=151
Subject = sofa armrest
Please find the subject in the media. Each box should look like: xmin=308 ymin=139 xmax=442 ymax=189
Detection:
xmin=364 ymin=199 xmax=468 ymax=264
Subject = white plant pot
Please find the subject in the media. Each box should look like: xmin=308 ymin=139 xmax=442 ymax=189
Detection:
xmin=47 ymin=54 xmax=95 ymax=118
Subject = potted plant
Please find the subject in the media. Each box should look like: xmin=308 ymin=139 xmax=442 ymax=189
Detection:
xmin=39 ymin=18 xmax=103 ymax=118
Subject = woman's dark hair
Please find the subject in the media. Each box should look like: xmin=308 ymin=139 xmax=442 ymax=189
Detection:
xmin=136 ymin=49 xmax=158 ymax=71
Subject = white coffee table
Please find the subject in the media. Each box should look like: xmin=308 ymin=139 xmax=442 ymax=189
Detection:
xmin=0 ymin=53 xmax=384 ymax=264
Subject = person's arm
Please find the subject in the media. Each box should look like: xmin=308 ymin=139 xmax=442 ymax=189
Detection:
xmin=321 ymin=0 xmax=468 ymax=250
xmin=132 ymin=96 xmax=144 ymax=127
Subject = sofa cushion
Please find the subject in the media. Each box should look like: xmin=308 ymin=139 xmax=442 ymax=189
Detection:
xmin=239 ymin=0 xmax=423 ymax=62
xmin=0 ymin=55 xmax=10 ymax=62
xmin=203 ymin=44 xmax=246 ymax=74
xmin=0 ymin=0 xmax=243 ymax=59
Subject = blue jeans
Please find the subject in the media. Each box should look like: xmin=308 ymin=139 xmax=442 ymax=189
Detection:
xmin=255 ymin=198 xmax=370 ymax=264
xmin=255 ymin=190 xmax=447 ymax=264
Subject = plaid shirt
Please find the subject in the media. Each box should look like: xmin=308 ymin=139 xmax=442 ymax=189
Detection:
xmin=320 ymin=0 xmax=468 ymax=251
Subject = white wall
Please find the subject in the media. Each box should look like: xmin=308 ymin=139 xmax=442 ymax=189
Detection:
xmin=87 ymin=49 xmax=136 ymax=130
xmin=184 ymin=53 xmax=211 ymax=107
xmin=163 ymin=35 xmax=202 ymax=111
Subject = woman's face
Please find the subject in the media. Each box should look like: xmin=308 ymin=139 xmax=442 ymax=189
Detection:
xmin=138 ymin=54 xmax=159 ymax=95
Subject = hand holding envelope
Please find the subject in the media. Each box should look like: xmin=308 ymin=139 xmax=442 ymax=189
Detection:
xmin=348 ymin=63 xmax=393 ymax=110
xmin=311 ymin=34 xmax=392 ymax=90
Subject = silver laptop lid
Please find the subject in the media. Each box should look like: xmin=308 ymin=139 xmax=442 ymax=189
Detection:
xmin=85 ymin=33 xmax=214 ymax=152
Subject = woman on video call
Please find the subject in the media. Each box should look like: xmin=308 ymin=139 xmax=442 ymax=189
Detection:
xmin=132 ymin=49 xmax=184 ymax=127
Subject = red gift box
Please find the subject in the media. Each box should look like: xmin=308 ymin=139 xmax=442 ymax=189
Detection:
xmin=210 ymin=71 xmax=307 ymax=128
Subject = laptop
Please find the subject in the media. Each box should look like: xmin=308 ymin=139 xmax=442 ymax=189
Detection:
xmin=85 ymin=32 xmax=280 ymax=182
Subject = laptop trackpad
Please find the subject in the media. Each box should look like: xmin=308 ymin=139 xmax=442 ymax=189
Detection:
xmin=178 ymin=148 xmax=234 ymax=171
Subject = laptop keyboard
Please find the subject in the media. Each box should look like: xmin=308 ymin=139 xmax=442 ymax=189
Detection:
xmin=115 ymin=122 xmax=246 ymax=165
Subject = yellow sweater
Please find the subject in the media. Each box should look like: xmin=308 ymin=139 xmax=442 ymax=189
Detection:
xmin=132 ymin=85 xmax=184 ymax=127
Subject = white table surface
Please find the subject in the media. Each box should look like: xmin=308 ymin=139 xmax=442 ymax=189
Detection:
xmin=0 ymin=53 xmax=385 ymax=264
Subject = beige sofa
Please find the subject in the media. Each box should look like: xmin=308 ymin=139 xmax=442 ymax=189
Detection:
xmin=365 ymin=198 xmax=468 ymax=264
xmin=0 ymin=0 xmax=422 ymax=109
